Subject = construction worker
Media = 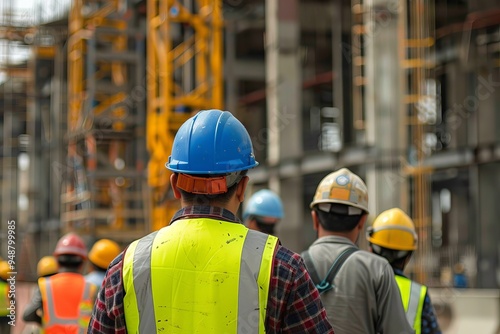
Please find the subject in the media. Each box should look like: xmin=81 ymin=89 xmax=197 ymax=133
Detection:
xmin=24 ymin=256 xmax=61 ymax=334
xmin=302 ymin=168 xmax=414 ymax=334
xmin=37 ymin=256 xmax=59 ymax=278
xmin=85 ymin=239 xmax=121 ymax=288
xmin=88 ymin=109 xmax=333 ymax=333
xmin=367 ymin=208 xmax=442 ymax=334
xmin=23 ymin=232 xmax=98 ymax=333
xmin=1 ymin=260 xmax=13 ymax=333
xmin=243 ymin=189 xmax=284 ymax=235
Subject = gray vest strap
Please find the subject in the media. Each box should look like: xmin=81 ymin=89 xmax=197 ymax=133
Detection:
xmin=129 ymin=228 xmax=269 ymax=333
xmin=406 ymin=281 xmax=423 ymax=326
xmin=130 ymin=231 xmax=158 ymax=333
xmin=237 ymin=230 xmax=268 ymax=333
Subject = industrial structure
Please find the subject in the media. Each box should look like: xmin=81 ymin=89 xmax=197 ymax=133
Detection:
xmin=1 ymin=0 xmax=499 ymax=332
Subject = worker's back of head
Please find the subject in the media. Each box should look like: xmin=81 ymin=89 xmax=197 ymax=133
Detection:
xmin=366 ymin=208 xmax=417 ymax=268
xmin=166 ymin=109 xmax=258 ymax=205
xmin=310 ymin=168 xmax=369 ymax=232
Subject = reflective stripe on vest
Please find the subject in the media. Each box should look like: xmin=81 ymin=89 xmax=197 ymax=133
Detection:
xmin=395 ymin=275 xmax=427 ymax=334
xmin=123 ymin=218 xmax=278 ymax=334
xmin=0 ymin=280 xmax=9 ymax=316
xmin=39 ymin=273 xmax=96 ymax=334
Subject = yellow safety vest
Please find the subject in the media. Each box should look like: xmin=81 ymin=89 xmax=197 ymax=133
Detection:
xmin=395 ymin=275 xmax=427 ymax=334
xmin=0 ymin=280 xmax=9 ymax=317
xmin=123 ymin=218 xmax=278 ymax=334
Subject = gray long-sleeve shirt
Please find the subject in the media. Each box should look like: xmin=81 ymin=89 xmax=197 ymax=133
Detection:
xmin=22 ymin=287 xmax=42 ymax=324
xmin=306 ymin=235 xmax=415 ymax=334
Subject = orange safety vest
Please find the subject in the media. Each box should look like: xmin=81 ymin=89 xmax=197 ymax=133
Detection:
xmin=38 ymin=272 xmax=97 ymax=334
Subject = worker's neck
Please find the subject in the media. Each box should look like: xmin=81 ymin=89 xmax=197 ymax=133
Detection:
xmin=318 ymin=229 xmax=358 ymax=244
xmin=58 ymin=267 xmax=82 ymax=274
xmin=181 ymin=199 xmax=240 ymax=218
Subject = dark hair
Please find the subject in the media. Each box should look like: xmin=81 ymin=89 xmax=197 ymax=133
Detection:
xmin=314 ymin=208 xmax=363 ymax=232
xmin=390 ymin=256 xmax=410 ymax=270
xmin=370 ymin=244 xmax=412 ymax=269
xmin=57 ymin=255 xmax=84 ymax=269
xmin=179 ymin=170 xmax=247 ymax=205
xmin=249 ymin=216 xmax=277 ymax=235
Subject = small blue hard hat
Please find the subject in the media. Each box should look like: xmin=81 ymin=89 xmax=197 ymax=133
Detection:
xmin=243 ymin=189 xmax=284 ymax=220
xmin=166 ymin=109 xmax=259 ymax=174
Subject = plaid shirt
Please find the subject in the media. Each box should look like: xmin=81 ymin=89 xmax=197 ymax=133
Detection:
xmin=87 ymin=206 xmax=333 ymax=333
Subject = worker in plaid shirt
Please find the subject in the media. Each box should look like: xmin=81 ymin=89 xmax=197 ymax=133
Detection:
xmin=87 ymin=110 xmax=333 ymax=334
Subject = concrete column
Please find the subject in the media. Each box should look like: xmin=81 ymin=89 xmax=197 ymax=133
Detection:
xmin=1 ymin=112 xmax=15 ymax=256
xmin=224 ymin=21 xmax=238 ymax=113
xmin=364 ymin=0 xmax=408 ymax=214
xmin=477 ymin=163 xmax=500 ymax=288
xmin=265 ymin=0 xmax=303 ymax=252
xmin=332 ymin=0 xmax=343 ymax=143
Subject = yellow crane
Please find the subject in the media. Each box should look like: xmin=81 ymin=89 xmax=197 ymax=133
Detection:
xmin=146 ymin=0 xmax=224 ymax=230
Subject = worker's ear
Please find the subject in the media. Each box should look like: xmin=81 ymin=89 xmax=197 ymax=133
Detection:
xmin=235 ymin=176 xmax=249 ymax=203
xmin=247 ymin=218 xmax=257 ymax=230
xmin=170 ymin=173 xmax=182 ymax=199
xmin=311 ymin=210 xmax=320 ymax=231
xmin=357 ymin=214 xmax=367 ymax=232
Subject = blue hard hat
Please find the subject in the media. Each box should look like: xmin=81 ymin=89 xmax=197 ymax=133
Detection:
xmin=166 ymin=109 xmax=259 ymax=174
xmin=243 ymin=189 xmax=284 ymax=220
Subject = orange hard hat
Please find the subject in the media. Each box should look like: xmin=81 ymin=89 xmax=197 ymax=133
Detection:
xmin=53 ymin=233 xmax=88 ymax=259
xmin=88 ymin=239 xmax=121 ymax=269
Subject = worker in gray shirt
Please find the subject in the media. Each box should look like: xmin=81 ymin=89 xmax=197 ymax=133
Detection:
xmin=302 ymin=168 xmax=414 ymax=334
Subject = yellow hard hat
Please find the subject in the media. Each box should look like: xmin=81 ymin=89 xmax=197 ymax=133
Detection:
xmin=310 ymin=168 xmax=369 ymax=213
xmin=37 ymin=256 xmax=59 ymax=277
xmin=0 ymin=261 xmax=10 ymax=280
xmin=367 ymin=208 xmax=417 ymax=251
xmin=88 ymin=239 xmax=121 ymax=270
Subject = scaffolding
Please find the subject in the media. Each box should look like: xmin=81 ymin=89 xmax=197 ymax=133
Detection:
xmin=403 ymin=0 xmax=435 ymax=283
xmin=62 ymin=0 xmax=148 ymax=242
xmin=61 ymin=0 xmax=224 ymax=240
xmin=351 ymin=0 xmax=436 ymax=284
xmin=0 ymin=0 xmax=32 ymax=268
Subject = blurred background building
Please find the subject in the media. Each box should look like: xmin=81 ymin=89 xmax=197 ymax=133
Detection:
xmin=0 ymin=0 xmax=499 ymax=332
